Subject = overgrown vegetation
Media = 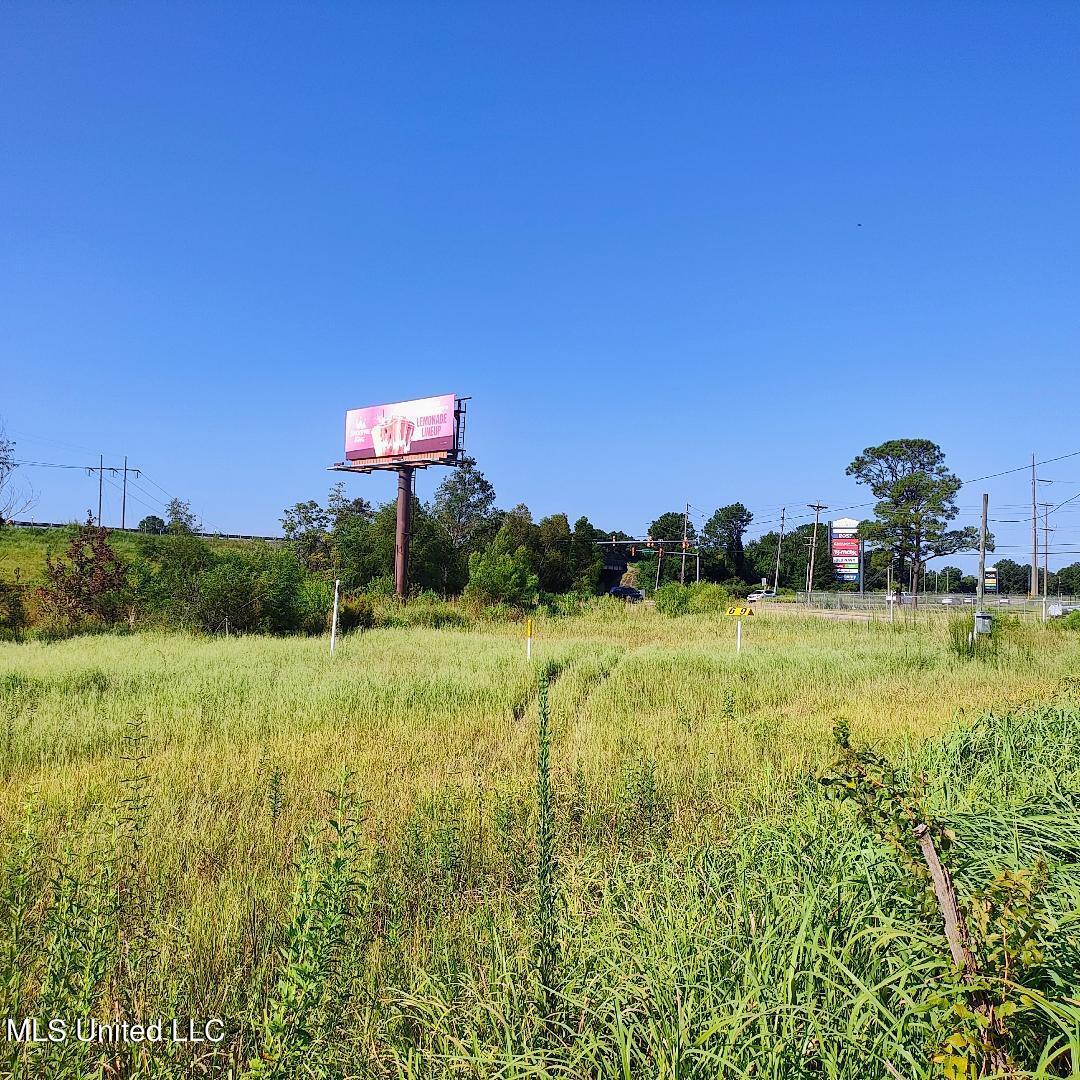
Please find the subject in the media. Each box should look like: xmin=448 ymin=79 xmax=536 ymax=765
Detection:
xmin=0 ymin=614 xmax=1076 ymax=1076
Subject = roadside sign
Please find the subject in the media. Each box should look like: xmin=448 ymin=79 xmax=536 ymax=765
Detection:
xmin=726 ymin=606 xmax=755 ymax=617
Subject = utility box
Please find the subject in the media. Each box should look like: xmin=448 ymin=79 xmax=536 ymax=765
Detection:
xmin=974 ymin=611 xmax=993 ymax=636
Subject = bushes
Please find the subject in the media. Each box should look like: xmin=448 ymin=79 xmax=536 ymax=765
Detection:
xmin=653 ymin=582 xmax=690 ymax=616
xmin=464 ymin=546 xmax=538 ymax=609
xmin=686 ymin=581 xmax=731 ymax=613
xmin=0 ymin=582 xmax=27 ymax=641
xmin=337 ymin=597 xmax=374 ymax=632
xmin=297 ymin=577 xmax=334 ymax=635
xmin=655 ymin=581 xmax=731 ymax=617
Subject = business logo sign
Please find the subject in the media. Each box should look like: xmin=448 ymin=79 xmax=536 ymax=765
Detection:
xmin=984 ymin=567 xmax=998 ymax=594
xmin=830 ymin=518 xmax=862 ymax=583
xmin=344 ymin=394 xmax=456 ymax=463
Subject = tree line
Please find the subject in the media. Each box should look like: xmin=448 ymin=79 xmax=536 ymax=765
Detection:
xmin=4 ymin=436 xmax=1080 ymax=638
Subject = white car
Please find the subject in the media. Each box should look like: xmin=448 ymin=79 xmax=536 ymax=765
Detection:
xmin=747 ymin=591 xmax=775 ymax=602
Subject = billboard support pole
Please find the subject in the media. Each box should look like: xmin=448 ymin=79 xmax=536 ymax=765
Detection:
xmin=395 ymin=467 xmax=414 ymax=599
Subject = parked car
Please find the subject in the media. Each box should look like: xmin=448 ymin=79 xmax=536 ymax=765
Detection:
xmin=747 ymin=590 xmax=776 ymax=602
xmin=609 ymin=585 xmax=644 ymax=602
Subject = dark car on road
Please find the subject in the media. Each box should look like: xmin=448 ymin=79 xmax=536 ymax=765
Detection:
xmin=609 ymin=585 xmax=644 ymax=602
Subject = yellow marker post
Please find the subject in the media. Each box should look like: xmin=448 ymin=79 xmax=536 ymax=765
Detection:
xmin=725 ymin=605 xmax=754 ymax=653
xmin=526 ymin=618 xmax=534 ymax=661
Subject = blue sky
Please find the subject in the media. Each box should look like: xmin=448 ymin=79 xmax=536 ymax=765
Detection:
xmin=2 ymin=3 xmax=1078 ymax=567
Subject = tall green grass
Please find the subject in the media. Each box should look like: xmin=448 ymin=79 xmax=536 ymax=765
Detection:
xmin=0 ymin=613 xmax=1076 ymax=1076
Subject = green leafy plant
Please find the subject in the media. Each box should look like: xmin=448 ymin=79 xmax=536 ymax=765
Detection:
xmin=337 ymin=596 xmax=374 ymax=632
xmin=820 ymin=721 xmax=1056 ymax=1078
xmin=247 ymin=777 xmax=365 ymax=1078
xmin=654 ymin=582 xmax=690 ymax=616
xmin=535 ymin=663 xmax=562 ymax=1021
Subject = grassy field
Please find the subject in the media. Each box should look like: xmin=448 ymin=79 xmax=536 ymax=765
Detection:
xmin=0 ymin=606 xmax=1078 ymax=1077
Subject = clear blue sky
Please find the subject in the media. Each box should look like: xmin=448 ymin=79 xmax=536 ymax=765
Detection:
xmin=2 ymin=4 xmax=1078 ymax=568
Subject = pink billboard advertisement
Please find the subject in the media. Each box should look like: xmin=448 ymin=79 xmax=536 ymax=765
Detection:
xmin=345 ymin=394 xmax=456 ymax=461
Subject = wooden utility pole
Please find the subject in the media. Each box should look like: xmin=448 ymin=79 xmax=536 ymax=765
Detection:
xmin=1041 ymin=502 xmax=1053 ymax=616
xmin=976 ymin=493 xmax=988 ymax=613
xmin=773 ymin=507 xmax=785 ymax=594
xmin=85 ymin=456 xmax=139 ymax=528
xmin=119 ymin=456 xmax=141 ymax=530
xmin=1031 ymin=454 xmax=1039 ymax=597
xmin=679 ymin=503 xmax=689 ymax=585
xmin=806 ymin=503 xmax=828 ymax=605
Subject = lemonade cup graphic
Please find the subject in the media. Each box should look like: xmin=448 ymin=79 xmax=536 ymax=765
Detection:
xmin=373 ymin=414 xmax=415 ymax=457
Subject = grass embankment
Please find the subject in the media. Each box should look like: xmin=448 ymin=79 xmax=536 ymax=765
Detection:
xmin=0 ymin=608 xmax=1077 ymax=1076
xmin=0 ymin=525 xmax=269 ymax=583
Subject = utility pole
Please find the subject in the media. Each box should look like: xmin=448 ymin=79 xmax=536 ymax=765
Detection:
xmin=976 ymin=493 xmax=988 ymax=614
xmin=679 ymin=503 xmax=689 ymax=586
xmin=773 ymin=507 xmax=785 ymax=594
xmin=806 ymin=503 xmax=828 ymax=606
xmin=85 ymin=456 xmax=140 ymax=528
xmin=1031 ymin=454 xmax=1039 ymax=597
xmin=1041 ymin=502 xmax=1053 ymax=621
xmin=119 ymin=456 xmax=142 ymax=530
xmin=655 ymin=543 xmax=664 ymax=592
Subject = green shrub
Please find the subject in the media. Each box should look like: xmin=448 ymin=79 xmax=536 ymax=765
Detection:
xmin=365 ymin=574 xmax=396 ymax=597
xmin=0 ymin=582 xmax=27 ymax=641
xmin=539 ymin=591 xmax=591 ymax=618
xmin=297 ymin=577 xmax=334 ymax=635
xmin=464 ymin=546 xmax=538 ymax=609
xmin=685 ymin=581 xmax=731 ymax=614
xmin=653 ymin=582 xmax=690 ymax=616
xmin=338 ymin=596 xmax=374 ymax=632
xmin=193 ymin=557 xmax=260 ymax=633
xmin=1058 ymin=609 xmax=1080 ymax=630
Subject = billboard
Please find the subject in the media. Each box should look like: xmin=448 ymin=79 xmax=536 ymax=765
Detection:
xmin=345 ymin=394 xmax=456 ymax=463
xmin=830 ymin=518 xmax=862 ymax=584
